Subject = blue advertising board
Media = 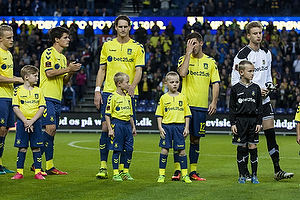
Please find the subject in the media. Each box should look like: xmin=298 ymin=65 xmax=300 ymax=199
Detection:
xmin=2 ymin=16 xmax=300 ymax=35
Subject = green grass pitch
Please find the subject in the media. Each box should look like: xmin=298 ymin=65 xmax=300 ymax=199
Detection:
xmin=1 ymin=132 xmax=299 ymax=200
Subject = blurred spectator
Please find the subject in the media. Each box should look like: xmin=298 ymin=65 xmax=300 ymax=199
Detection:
xmin=73 ymin=6 xmax=82 ymax=16
xmin=277 ymin=84 xmax=287 ymax=108
xmin=215 ymin=1 xmax=225 ymax=15
xmin=10 ymin=18 xmax=18 ymax=40
xmin=16 ymin=1 xmax=23 ymax=16
xmin=84 ymin=21 xmax=94 ymax=45
xmin=76 ymin=68 xmax=87 ymax=101
xmin=151 ymin=21 xmax=161 ymax=35
xmin=205 ymin=0 xmax=215 ymax=16
xmin=138 ymin=72 xmax=152 ymax=100
xmin=161 ymin=33 xmax=172 ymax=53
xmin=160 ymin=0 xmax=170 ymax=10
xmin=134 ymin=23 xmax=147 ymax=45
xmin=192 ymin=18 xmax=202 ymax=33
xmin=271 ymin=0 xmax=279 ymax=15
xmin=20 ymin=19 xmax=28 ymax=35
xmin=61 ymin=20 xmax=68 ymax=29
xmin=152 ymin=0 xmax=160 ymax=13
xmin=0 ymin=0 xmax=6 ymax=16
xmin=32 ymin=0 xmax=43 ymax=16
xmin=133 ymin=0 xmax=140 ymax=12
xmin=150 ymin=31 xmax=160 ymax=49
xmin=292 ymin=95 xmax=300 ymax=111
xmin=54 ymin=8 xmax=62 ymax=17
xmin=272 ymin=54 xmax=283 ymax=75
xmin=62 ymin=7 xmax=71 ymax=16
xmin=286 ymin=80 xmax=296 ymax=108
xmin=217 ymin=81 xmax=226 ymax=109
xmin=87 ymin=0 xmax=95 ymax=11
xmin=92 ymin=8 xmax=101 ymax=16
xmin=23 ymin=0 xmax=32 ymax=16
xmin=182 ymin=21 xmax=191 ymax=39
xmin=264 ymin=0 xmax=272 ymax=14
xmin=102 ymin=23 xmax=111 ymax=35
xmin=28 ymin=20 xmax=36 ymax=36
xmin=82 ymin=8 xmax=90 ymax=16
xmin=100 ymin=7 xmax=110 ymax=17
xmin=293 ymin=54 xmax=300 ymax=76
xmin=289 ymin=36 xmax=299 ymax=61
xmin=165 ymin=21 xmax=175 ymax=42
xmin=187 ymin=1 xmax=194 ymax=13
xmin=7 ymin=0 xmax=14 ymax=16
xmin=282 ymin=66 xmax=293 ymax=83
xmin=63 ymin=81 xmax=76 ymax=110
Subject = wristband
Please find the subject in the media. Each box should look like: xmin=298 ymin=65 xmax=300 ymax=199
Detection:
xmin=95 ymin=86 xmax=101 ymax=92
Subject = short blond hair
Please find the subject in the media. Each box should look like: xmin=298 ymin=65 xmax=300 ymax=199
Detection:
xmin=114 ymin=72 xmax=129 ymax=86
xmin=20 ymin=65 xmax=39 ymax=80
xmin=0 ymin=24 xmax=13 ymax=37
xmin=165 ymin=71 xmax=179 ymax=81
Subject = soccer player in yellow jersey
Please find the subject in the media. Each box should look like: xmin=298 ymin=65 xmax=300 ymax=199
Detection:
xmin=176 ymin=32 xmax=220 ymax=181
xmin=94 ymin=15 xmax=145 ymax=179
xmin=0 ymin=25 xmax=23 ymax=175
xmin=295 ymin=106 xmax=300 ymax=145
xmin=11 ymin=65 xmax=46 ymax=180
xmin=155 ymin=71 xmax=192 ymax=183
xmin=37 ymin=27 xmax=81 ymax=175
xmin=105 ymin=72 xmax=137 ymax=181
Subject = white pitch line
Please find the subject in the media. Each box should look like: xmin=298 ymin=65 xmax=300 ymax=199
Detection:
xmin=68 ymin=140 xmax=300 ymax=159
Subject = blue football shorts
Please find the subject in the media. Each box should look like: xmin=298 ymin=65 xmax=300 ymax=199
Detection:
xmin=159 ymin=123 xmax=186 ymax=150
xmin=0 ymin=99 xmax=15 ymax=128
xmin=190 ymin=108 xmax=207 ymax=137
xmin=42 ymin=100 xmax=61 ymax=129
xmin=109 ymin=119 xmax=133 ymax=152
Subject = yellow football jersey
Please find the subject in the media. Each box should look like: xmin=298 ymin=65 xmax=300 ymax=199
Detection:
xmin=295 ymin=106 xmax=300 ymax=123
xmin=105 ymin=92 xmax=133 ymax=121
xmin=100 ymin=38 xmax=145 ymax=95
xmin=12 ymin=85 xmax=46 ymax=119
xmin=0 ymin=47 xmax=14 ymax=99
xmin=40 ymin=47 xmax=67 ymax=102
xmin=155 ymin=93 xmax=192 ymax=124
xmin=178 ymin=54 xmax=220 ymax=110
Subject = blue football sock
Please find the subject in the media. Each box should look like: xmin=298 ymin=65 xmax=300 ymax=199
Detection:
xmin=33 ymin=151 xmax=42 ymax=169
xmin=17 ymin=151 xmax=26 ymax=169
xmin=43 ymin=132 xmax=54 ymax=161
xmin=123 ymin=150 xmax=133 ymax=169
xmin=179 ymin=155 xmax=188 ymax=170
xmin=189 ymin=143 xmax=199 ymax=165
xmin=112 ymin=151 xmax=121 ymax=170
xmin=159 ymin=154 xmax=168 ymax=169
xmin=100 ymin=132 xmax=109 ymax=162
xmin=0 ymin=136 xmax=5 ymax=158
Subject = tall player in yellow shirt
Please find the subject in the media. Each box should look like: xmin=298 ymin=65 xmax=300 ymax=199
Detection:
xmin=94 ymin=15 xmax=145 ymax=179
xmin=176 ymin=32 xmax=220 ymax=181
xmin=36 ymin=27 xmax=81 ymax=175
xmin=0 ymin=25 xmax=23 ymax=175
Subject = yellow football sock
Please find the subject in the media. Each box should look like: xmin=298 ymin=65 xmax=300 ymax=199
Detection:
xmin=17 ymin=169 xmax=24 ymax=174
xmin=113 ymin=169 xmax=119 ymax=175
xmin=119 ymin=164 xmax=124 ymax=171
xmin=35 ymin=169 xmax=41 ymax=174
xmin=190 ymin=164 xmax=197 ymax=173
xmin=101 ymin=161 xmax=107 ymax=169
xmin=174 ymin=162 xmax=181 ymax=171
xmin=159 ymin=169 xmax=165 ymax=176
xmin=182 ymin=169 xmax=188 ymax=177
xmin=124 ymin=168 xmax=129 ymax=173
xmin=46 ymin=160 xmax=54 ymax=170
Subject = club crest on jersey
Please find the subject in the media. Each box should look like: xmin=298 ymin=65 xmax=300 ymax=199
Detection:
xmin=127 ymin=49 xmax=132 ymax=55
xmin=252 ymin=91 xmax=255 ymax=96
xmin=35 ymin=94 xmax=39 ymax=99
xmin=263 ymin=60 xmax=265 ymax=65
xmin=179 ymin=101 xmax=183 ymax=106
xmin=204 ymin=63 xmax=208 ymax=69
xmin=46 ymin=61 xmax=51 ymax=68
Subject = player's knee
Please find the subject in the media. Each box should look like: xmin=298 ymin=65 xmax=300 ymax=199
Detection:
xmin=190 ymin=135 xmax=200 ymax=144
xmin=45 ymin=125 xmax=56 ymax=136
xmin=102 ymin=121 xmax=108 ymax=132
xmin=19 ymin=147 xmax=27 ymax=152
xmin=248 ymin=144 xmax=257 ymax=149
xmin=0 ymin=126 xmax=8 ymax=137
xmin=31 ymin=147 xmax=40 ymax=152
xmin=161 ymin=148 xmax=169 ymax=155
xmin=178 ymin=149 xmax=186 ymax=157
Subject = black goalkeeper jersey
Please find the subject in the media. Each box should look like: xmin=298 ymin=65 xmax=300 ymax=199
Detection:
xmin=229 ymin=82 xmax=263 ymax=126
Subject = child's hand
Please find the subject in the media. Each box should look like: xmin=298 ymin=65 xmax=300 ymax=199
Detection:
xmin=108 ymin=129 xmax=115 ymax=138
xmin=159 ymin=128 xmax=166 ymax=139
xmin=183 ymin=127 xmax=189 ymax=137
xmin=231 ymin=125 xmax=237 ymax=135
xmin=255 ymin=125 xmax=261 ymax=133
xmin=132 ymin=127 xmax=137 ymax=136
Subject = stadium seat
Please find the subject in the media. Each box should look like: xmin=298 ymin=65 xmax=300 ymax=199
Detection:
xmin=225 ymin=107 xmax=229 ymax=113
xmin=275 ymin=108 xmax=286 ymax=114
xmin=146 ymin=106 xmax=155 ymax=112
xmin=61 ymin=106 xmax=70 ymax=112
xmin=139 ymin=100 xmax=148 ymax=106
xmin=149 ymin=100 xmax=155 ymax=106
xmin=286 ymin=108 xmax=295 ymax=114
xmin=136 ymin=106 xmax=146 ymax=112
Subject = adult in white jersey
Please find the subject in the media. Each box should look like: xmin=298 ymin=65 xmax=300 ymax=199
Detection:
xmin=231 ymin=21 xmax=293 ymax=181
